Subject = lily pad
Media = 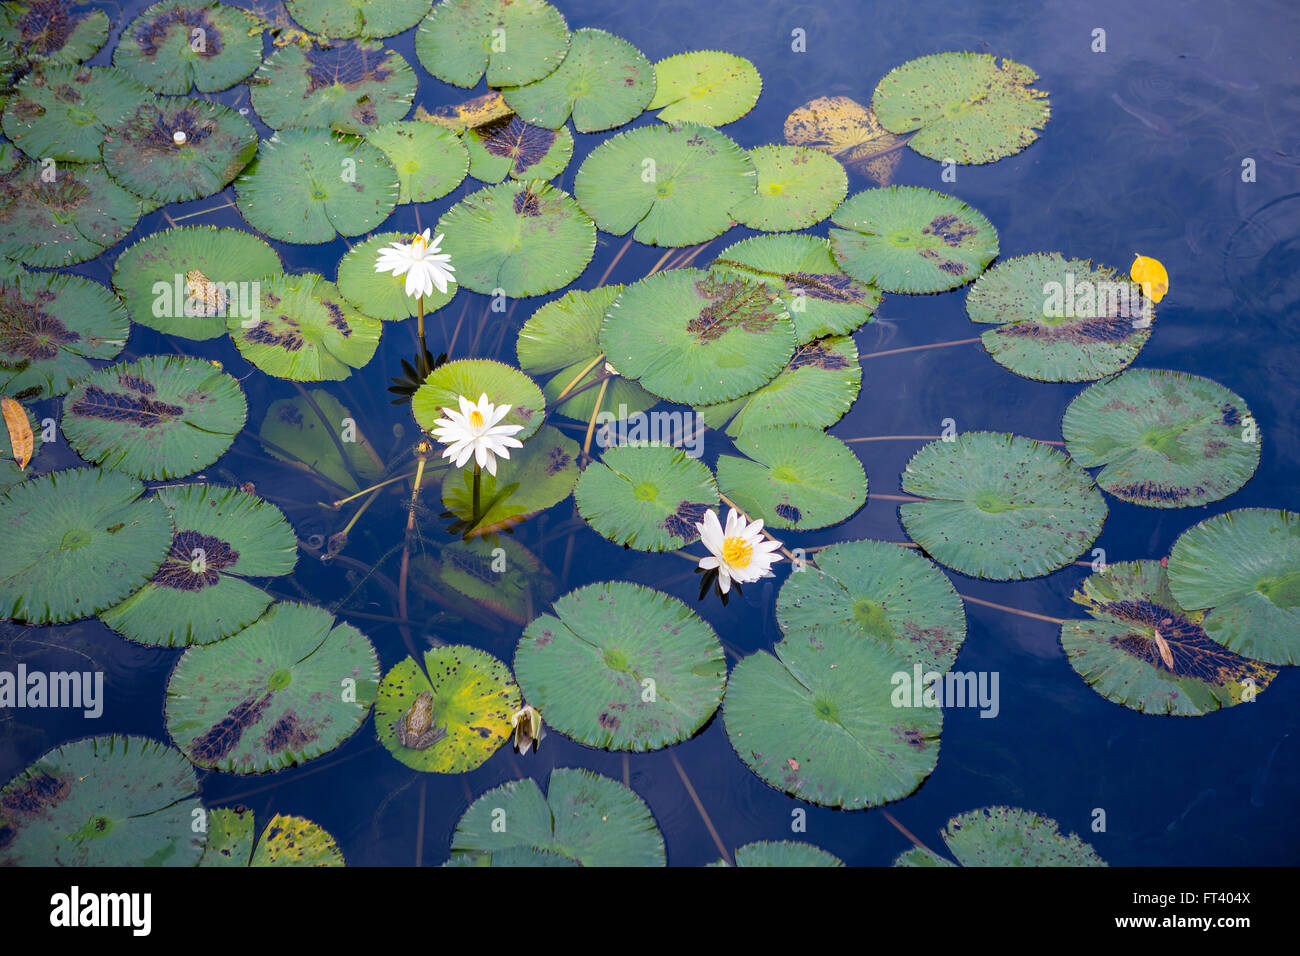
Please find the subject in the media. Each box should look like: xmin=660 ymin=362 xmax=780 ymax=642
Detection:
xmin=724 ymin=624 xmax=942 ymax=809
xmin=259 ymin=389 xmax=384 ymax=493
xmin=234 ymin=129 xmax=398 ymax=244
xmin=0 ymin=1 xmax=109 ymax=68
xmin=830 ymin=185 xmax=999 ymax=293
xmin=0 ymin=269 xmax=128 ymax=399
xmin=438 ymin=424 xmax=578 ymax=535
xmin=166 ymin=601 xmax=380 ymax=772
xmin=715 ymin=841 xmax=845 ymax=867
xmin=648 ymin=50 xmax=761 ymax=126
xmin=574 ymin=444 xmax=719 ymax=552
xmin=516 ymin=285 xmax=657 ymax=422
xmin=0 ymin=161 xmax=143 ymax=266
xmin=365 ymin=121 xmax=468 ymax=203
xmin=3 ymin=63 xmax=148 ymax=162
xmin=896 ymin=807 xmax=1104 ymax=867
xmin=113 ymin=0 xmax=265 ymax=94
xmin=1167 ymin=509 xmax=1300 ymax=666
xmin=62 ymin=355 xmax=247 ymax=480
xmin=1061 ymin=368 xmax=1261 ymax=508
xmin=696 ymin=336 xmax=861 ymax=437
xmin=285 ymin=0 xmax=431 ymax=38
xmin=250 ymin=39 xmax=416 ymax=134
xmin=1060 ymin=561 xmax=1277 ymax=716
xmin=464 ymin=114 xmax=573 ymax=184
xmin=450 ymin=767 xmax=666 ymax=866
xmin=872 ymin=52 xmax=1050 ymax=165
xmin=730 ymin=145 xmax=847 ymax=232
xmin=599 ymin=268 xmax=794 ymax=405
xmin=434 ymin=535 xmax=556 ymax=625
xmin=900 ymin=432 xmax=1106 ymax=580
xmin=229 ymin=272 xmax=382 ymax=381
xmin=501 ymin=27 xmax=654 ymax=133
xmin=0 ymin=735 xmax=202 ymax=866
xmin=376 ymin=645 xmax=519 ymax=772
xmin=433 ymin=179 xmax=595 ymax=297
xmin=413 ymin=358 xmax=545 ymax=441
xmin=414 ymin=0 xmax=569 ymax=88
xmin=201 ymin=807 xmax=344 ymax=866
xmin=336 ymin=231 xmax=457 ymax=321
xmin=0 ymin=468 xmax=173 ymax=624
xmin=965 ymin=253 xmax=1152 ymax=382
xmin=777 ymin=539 xmax=966 ymax=673
xmin=784 ymin=95 xmax=907 ymax=185
xmin=111 ymin=225 xmax=282 ymax=340
xmin=718 ymin=425 xmax=866 ymax=531
xmin=574 ymin=123 xmax=755 ymax=247
xmin=104 ymin=97 xmax=257 ymax=202
xmin=100 ymin=484 xmax=297 ymax=647
xmin=709 ymin=234 xmax=879 ymax=345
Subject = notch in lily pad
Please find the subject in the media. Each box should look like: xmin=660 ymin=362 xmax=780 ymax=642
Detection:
xmin=199 ymin=806 xmax=345 ymax=866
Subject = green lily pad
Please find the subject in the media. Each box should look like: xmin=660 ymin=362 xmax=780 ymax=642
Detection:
xmin=892 ymin=845 xmax=955 ymax=866
xmin=201 ymin=807 xmax=344 ymax=866
xmin=197 ymin=805 xmax=254 ymax=866
xmin=648 ymin=50 xmax=761 ymax=126
xmin=229 ymin=272 xmax=383 ymax=381
xmin=413 ymin=357 xmax=545 ymax=441
xmin=1061 ymin=561 xmax=1277 ymax=716
xmin=1061 ymin=368 xmax=1261 ymax=508
xmin=965 ymin=253 xmax=1153 ymax=382
xmin=450 ymin=767 xmax=666 ymax=866
xmin=3 ymin=63 xmax=148 ymax=162
xmin=0 ymin=735 xmax=202 ymax=866
xmin=709 ymin=234 xmax=879 ymax=345
xmin=515 ymin=581 xmax=726 ymax=751
xmin=100 ymin=484 xmax=298 ymax=647
xmin=777 ymin=539 xmax=966 ymax=673
xmin=714 ymin=841 xmax=845 ymax=867
xmin=872 ymin=52 xmax=1051 ymax=165
xmin=438 ymin=424 xmax=578 ymax=535
xmin=724 ymin=624 xmax=942 ymax=809
xmin=896 ymin=807 xmax=1104 ymax=867
xmin=900 ymin=432 xmax=1106 ymax=580
xmin=113 ymin=0 xmax=265 ymax=94
xmin=376 ymin=645 xmax=520 ymax=772
xmin=286 ymin=0 xmax=431 ymax=38
xmin=111 ymin=225 xmax=282 ymax=340
xmin=433 ymin=535 xmax=556 ymax=625
xmin=234 ymin=129 xmax=398 ymax=243
xmin=414 ymin=0 xmax=569 ymax=88
xmin=104 ymin=97 xmax=256 ymax=203
xmin=0 ymin=161 xmax=143 ymax=266
xmin=574 ymin=444 xmax=719 ymax=551
xmin=830 ymin=186 xmax=998 ymax=293
xmin=599 ymin=268 xmax=794 ymax=405
xmin=501 ymin=27 xmax=654 ymax=132
xmin=335 ymin=231 xmax=457 ymax=321
xmin=433 ymin=179 xmax=595 ymax=297
xmin=0 ymin=269 xmax=128 ymax=399
xmin=516 ymin=285 xmax=657 ymax=423
xmin=730 ymin=145 xmax=847 ymax=231
xmin=0 ymin=468 xmax=173 ymax=624
xmin=259 ymin=388 xmax=384 ymax=493
xmin=444 ymin=846 xmax=580 ymax=867
xmin=166 ymin=601 xmax=380 ymax=772
xmin=250 ymin=39 xmax=416 ymax=134
xmin=365 ymin=121 xmax=468 ymax=203
xmin=62 ymin=355 xmax=247 ymax=480
xmin=718 ymin=425 xmax=865 ymax=531
xmin=574 ymin=123 xmax=754 ymax=247
xmin=0 ymin=1 xmax=109 ymax=68
xmin=696 ymin=336 xmax=861 ymax=437
xmin=1167 ymin=509 xmax=1300 ymax=666
xmin=464 ymin=114 xmax=573 ymax=184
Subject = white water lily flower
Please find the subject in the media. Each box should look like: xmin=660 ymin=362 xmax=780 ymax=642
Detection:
xmin=696 ymin=507 xmax=784 ymax=593
xmin=431 ymin=393 xmax=524 ymax=476
xmin=374 ymin=228 xmax=456 ymax=298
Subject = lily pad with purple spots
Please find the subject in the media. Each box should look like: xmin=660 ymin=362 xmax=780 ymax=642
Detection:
xmin=101 ymin=484 xmax=297 ymax=647
xmin=2 ymin=63 xmax=149 ymax=162
xmin=0 ymin=1 xmax=110 ymax=69
xmin=1060 ymin=560 xmax=1278 ymax=716
xmin=464 ymin=113 xmax=573 ymax=184
xmin=200 ymin=806 xmax=344 ymax=866
xmin=0 ymin=160 xmax=144 ymax=267
xmin=113 ymin=0 xmax=265 ymax=94
xmin=165 ymin=601 xmax=380 ymax=773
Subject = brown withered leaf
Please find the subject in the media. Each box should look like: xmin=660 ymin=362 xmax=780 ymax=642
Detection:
xmin=416 ymin=93 xmax=512 ymax=133
xmin=784 ymin=95 xmax=908 ymax=185
xmin=1 ymin=395 xmax=33 ymax=470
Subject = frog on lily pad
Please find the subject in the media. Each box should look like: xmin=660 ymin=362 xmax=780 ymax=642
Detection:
xmin=397 ymin=692 xmax=446 ymax=751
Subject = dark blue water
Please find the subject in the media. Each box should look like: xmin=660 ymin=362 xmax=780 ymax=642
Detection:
xmin=3 ymin=0 xmax=1298 ymax=865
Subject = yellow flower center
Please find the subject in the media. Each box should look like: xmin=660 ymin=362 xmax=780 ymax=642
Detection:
xmin=469 ymin=409 xmax=485 ymax=428
xmin=410 ymin=235 xmax=427 ymax=259
xmin=722 ymin=536 xmax=753 ymax=568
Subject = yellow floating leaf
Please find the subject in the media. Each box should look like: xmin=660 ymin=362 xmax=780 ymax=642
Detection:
xmin=1130 ymin=253 xmax=1169 ymax=303
xmin=416 ymin=93 xmax=512 ymax=133
xmin=1 ymin=396 xmax=33 ymax=470
xmin=784 ymin=95 xmax=907 ymax=185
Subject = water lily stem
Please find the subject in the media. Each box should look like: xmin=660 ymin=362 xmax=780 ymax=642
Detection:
xmin=553 ymin=353 xmax=605 ymax=405
xmin=958 ymin=594 xmax=1065 ymax=625
xmin=331 ymin=470 xmax=416 ymax=508
xmin=471 ymin=462 xmax=482 ymax=523
xmin=340 ymin=487 xmax=382 ymax=538
xmin=596 ymin=236 xmax=635 ymax=286
xmin=862 ymin=337 xmax=981 ymax=359
xmin=398 ymin=453 xmax=430 ymax=635
xmin=416 ymin=295 xmax=427 ymax=375
xmin=583 ymin=377 xmax=611 ymax=457
xmin=669 ymin=750 xmax=732 ymax=866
